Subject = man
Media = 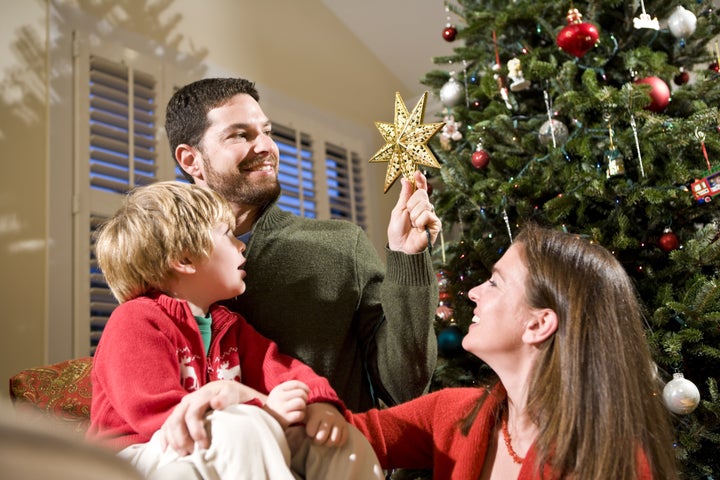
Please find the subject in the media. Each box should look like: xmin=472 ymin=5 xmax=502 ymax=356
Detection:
xmin=166 ymin=77 xmax=441 ymax=412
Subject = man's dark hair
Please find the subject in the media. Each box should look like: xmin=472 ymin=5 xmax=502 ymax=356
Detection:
xmin=165 ymin=78 xmax=260 ymax=181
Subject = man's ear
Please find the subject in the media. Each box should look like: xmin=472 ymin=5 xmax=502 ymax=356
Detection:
xmin=522 ymin=308 xmax=558 ymax=345
xmin=170 ymin=257 xmax=196 ymax=275
xmin=176 ymin=144 xmax=203 ymax=181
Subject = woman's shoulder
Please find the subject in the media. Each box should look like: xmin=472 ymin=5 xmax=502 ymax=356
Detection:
xmin=425 ymin=386 xmax=493 ymax=406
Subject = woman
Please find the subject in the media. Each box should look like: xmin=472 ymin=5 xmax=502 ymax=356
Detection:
xmin=348 ymin=223 xmax=677 ymax=479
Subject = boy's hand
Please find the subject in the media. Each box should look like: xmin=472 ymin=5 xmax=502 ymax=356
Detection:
xmin=303 ymin=402 xmax=349 ymax=447
xmin=264 ymin=380 xmax=309 ymax=429
xmin=387 ymin=170 xmax=441 ymax=253
xmin=160 ymin=380 xmax=265 ymax=456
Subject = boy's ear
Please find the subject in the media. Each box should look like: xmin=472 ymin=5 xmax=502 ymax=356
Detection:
xmin=170 ymin=257 xmax=196 ymax=275
xmin=522 ymin=308 xmax=558 ymax=345
xmin=176 ymin=144 xmax=203 ymax=180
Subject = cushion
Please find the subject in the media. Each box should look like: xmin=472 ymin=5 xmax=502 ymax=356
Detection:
xmin=9 ymin=357 xmax=93 ymax=433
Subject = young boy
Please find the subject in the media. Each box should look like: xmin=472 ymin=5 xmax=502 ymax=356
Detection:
xmin=87 ymin=181 xmax=382 ymax=480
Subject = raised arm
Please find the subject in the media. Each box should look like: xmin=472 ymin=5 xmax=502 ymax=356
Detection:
xmin=358 ymin=171 xmax=440 ymax=406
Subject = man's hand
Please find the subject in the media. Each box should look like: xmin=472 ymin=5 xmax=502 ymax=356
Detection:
xmin=159 ymin=380 xmax=265 ymax=456
xmin=388 ymin=170 xmax=441 ymax=253
xmin=264 ymin=380 xmax=309 ymax=429
xmin=303 ymin=402 xmax=349 ymax=447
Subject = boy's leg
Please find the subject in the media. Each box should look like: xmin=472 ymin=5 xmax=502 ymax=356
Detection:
xmin=288 ymin=424 xmax=384 ymax=480
xmin=121 ymin=404 xmax=295 ymax=480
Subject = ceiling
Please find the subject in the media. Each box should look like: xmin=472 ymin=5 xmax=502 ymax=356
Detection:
xmin=322 ymin=0 xmax=457 ymax=111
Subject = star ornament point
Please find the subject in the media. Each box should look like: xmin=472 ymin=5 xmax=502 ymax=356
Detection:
xmin=370 ymin=91 xmax=444 ymax=193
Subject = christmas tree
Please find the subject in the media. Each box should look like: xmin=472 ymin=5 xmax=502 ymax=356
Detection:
xmin=423 ymin=1 xmax=720 ymax=477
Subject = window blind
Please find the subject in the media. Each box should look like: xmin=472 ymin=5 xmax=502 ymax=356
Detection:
xmin=326 ymin=142 xmax=367 ymax=229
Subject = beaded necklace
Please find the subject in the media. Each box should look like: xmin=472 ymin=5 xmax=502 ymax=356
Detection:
xmin=501 ymin=411 xmax=525 ymax=465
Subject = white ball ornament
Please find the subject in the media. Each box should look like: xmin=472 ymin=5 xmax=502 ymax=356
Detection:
xmin=662 ymin=372 xmax=700 ymax=415
xmin=668 ymin=6 xmax=697 ymax=39
xmin=538 ymin=119 xmax=569 ymax=146
xmin=440 ymin=71 xmax=464 ymax=108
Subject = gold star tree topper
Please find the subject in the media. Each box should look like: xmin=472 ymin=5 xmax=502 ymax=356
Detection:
xmin=370 ymin=91 xmax=445 ymax=193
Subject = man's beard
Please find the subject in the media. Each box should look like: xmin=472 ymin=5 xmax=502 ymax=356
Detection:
xmin=203 ymin=158 xmax=281 ymax=208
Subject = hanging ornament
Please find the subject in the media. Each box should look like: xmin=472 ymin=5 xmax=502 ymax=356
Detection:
xmin=440 ymin=71 xmax=464 ymax=108
xmin=606 ymin=149 xmax=626 ymax=178
xmin=471 ymin=142 xmax=490 ymax=169
xmin=556 ymin=8 xmax=599 ymax=58
xmin=663 ymin=372 xmax=700 ymax=415
xmin=709 ymin=41 xmax=720 ymax=73
xmin=673 ymin=67 xmax=690 ymax=86
xmin=626 ymin=89 xmax=646 ymax=178
xmin=634 ymin=76 xmax=670 ymax=112
xmin=439 ymin=115 xmax=463 ymax=151
xmin=507 ymin=58 xmax=531 ymax=92
xmin=437 ymin=322 xmax=464 ymax=357
xmin=491 ymin=31 xmax=513 ymax=110
xmin=443 ymin=25 xmax=457 ymax=42
xmin=442 ymin=4 xmax=457 ymax=42
xmin=538 ymin=119 xmax=569 ymax=147
xmin=539 ymin=91 xmax=568 ymax=148
xmin=604 ymin=119 xmax=625 ymax=177
xmin=689 ymin=129 xmax=720 ymax=203
xmin=605 ymin=124 xmax=625 ymax=178
xmin=667 ymin=6 xmax=697 ymax=40
xmin=633 ymin=0 xmax=659 ymax=30
xmin=658 ymin=227 xmax=680 ymax=252
xmin=435 ymin=268 xmax=454 ymax=321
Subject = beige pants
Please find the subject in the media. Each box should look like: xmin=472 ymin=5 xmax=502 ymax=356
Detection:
xmin=119 ymin=404 xmax=383 ymax=480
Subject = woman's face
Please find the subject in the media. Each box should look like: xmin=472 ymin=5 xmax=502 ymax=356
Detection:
xmin=462 ymin=242 xmax=532 ymax=365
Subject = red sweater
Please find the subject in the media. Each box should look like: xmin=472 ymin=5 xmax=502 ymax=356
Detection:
xmin=88 ymin=292 xmax=342 ymax=450
xmin=348 ymin=386 xmax=654 ymax=480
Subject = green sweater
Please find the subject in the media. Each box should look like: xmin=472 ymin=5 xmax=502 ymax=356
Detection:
xmin=224 ymin=205 xmax=438 ymax=412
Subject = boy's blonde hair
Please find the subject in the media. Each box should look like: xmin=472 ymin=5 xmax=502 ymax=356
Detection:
xmin=95 ymin=181 xmax=236 ymax=303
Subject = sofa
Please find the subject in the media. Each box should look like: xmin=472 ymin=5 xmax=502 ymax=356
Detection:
xmin=8 ymin=357 xmax=93 ymax=434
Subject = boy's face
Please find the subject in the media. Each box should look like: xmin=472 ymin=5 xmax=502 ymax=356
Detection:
xmin=194 ymin=223 xmax=247 ymax=302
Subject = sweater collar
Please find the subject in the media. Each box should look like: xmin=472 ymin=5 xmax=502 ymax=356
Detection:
xmin=148 ymin=290 xmax=236 ymax=331
xmin=253 ymin=203 xmax=294 ymax=232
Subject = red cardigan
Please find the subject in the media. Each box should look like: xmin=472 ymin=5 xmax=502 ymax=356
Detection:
xmin=88 ymin=291 xmax=342 ymax=450
xmin=348 ymin=385 xmax=653 ymax=479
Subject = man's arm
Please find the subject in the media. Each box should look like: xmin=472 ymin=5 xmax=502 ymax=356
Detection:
xmin=358 ymin=171 xmax=440 ymax=406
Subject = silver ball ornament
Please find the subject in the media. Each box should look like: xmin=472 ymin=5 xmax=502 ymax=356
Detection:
xmin=538 ymin=119 xmax=569 ymax=146
xmin=440 ymin=72 xmax=464 ymax=108
xmin=662 ymin=372 xmax=700 ymax=415
xmin=668 ymin=6 xmax=697 ymax=39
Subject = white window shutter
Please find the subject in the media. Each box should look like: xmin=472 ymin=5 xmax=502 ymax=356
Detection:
xmin=74 ymin=33 xmax=163 ymax=356
xmin=274 ymin=123 xmax=317 ymax=217
xmin=326 ymin=142 xmax=367 ymax=229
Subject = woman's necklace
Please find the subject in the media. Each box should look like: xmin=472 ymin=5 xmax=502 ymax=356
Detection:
xmin=501 ymin=411 xmax=525 ymax=465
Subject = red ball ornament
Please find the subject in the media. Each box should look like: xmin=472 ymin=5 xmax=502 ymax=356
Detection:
xmin=635 ymin=76 xmax=670 ymax=112
xmin=443 ymin=25 xmax=457 ymax=42
xmin=556 ymin=8 xmax=599 ymax=58
xmin=658 ymin=228 xmax=680 ymax=252
xmin=471 ymin=148 xmax=490 ymax=169
xmin=674 ymin=70 xmax=690 ymax=86
xmin=709 ymin=62 xmax=720 ymax=73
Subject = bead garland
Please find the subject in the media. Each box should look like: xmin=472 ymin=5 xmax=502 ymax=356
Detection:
xmin=501 ymin=412 xmax=525 ymax=465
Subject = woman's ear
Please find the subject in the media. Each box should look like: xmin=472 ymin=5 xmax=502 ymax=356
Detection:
xmin=170 ymin=257 xmax=196 ymax=275
xmin=522 ymin=308 xmax=558 ymax=345
xmin=176 ymin=144 xmax=203 ymax=181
